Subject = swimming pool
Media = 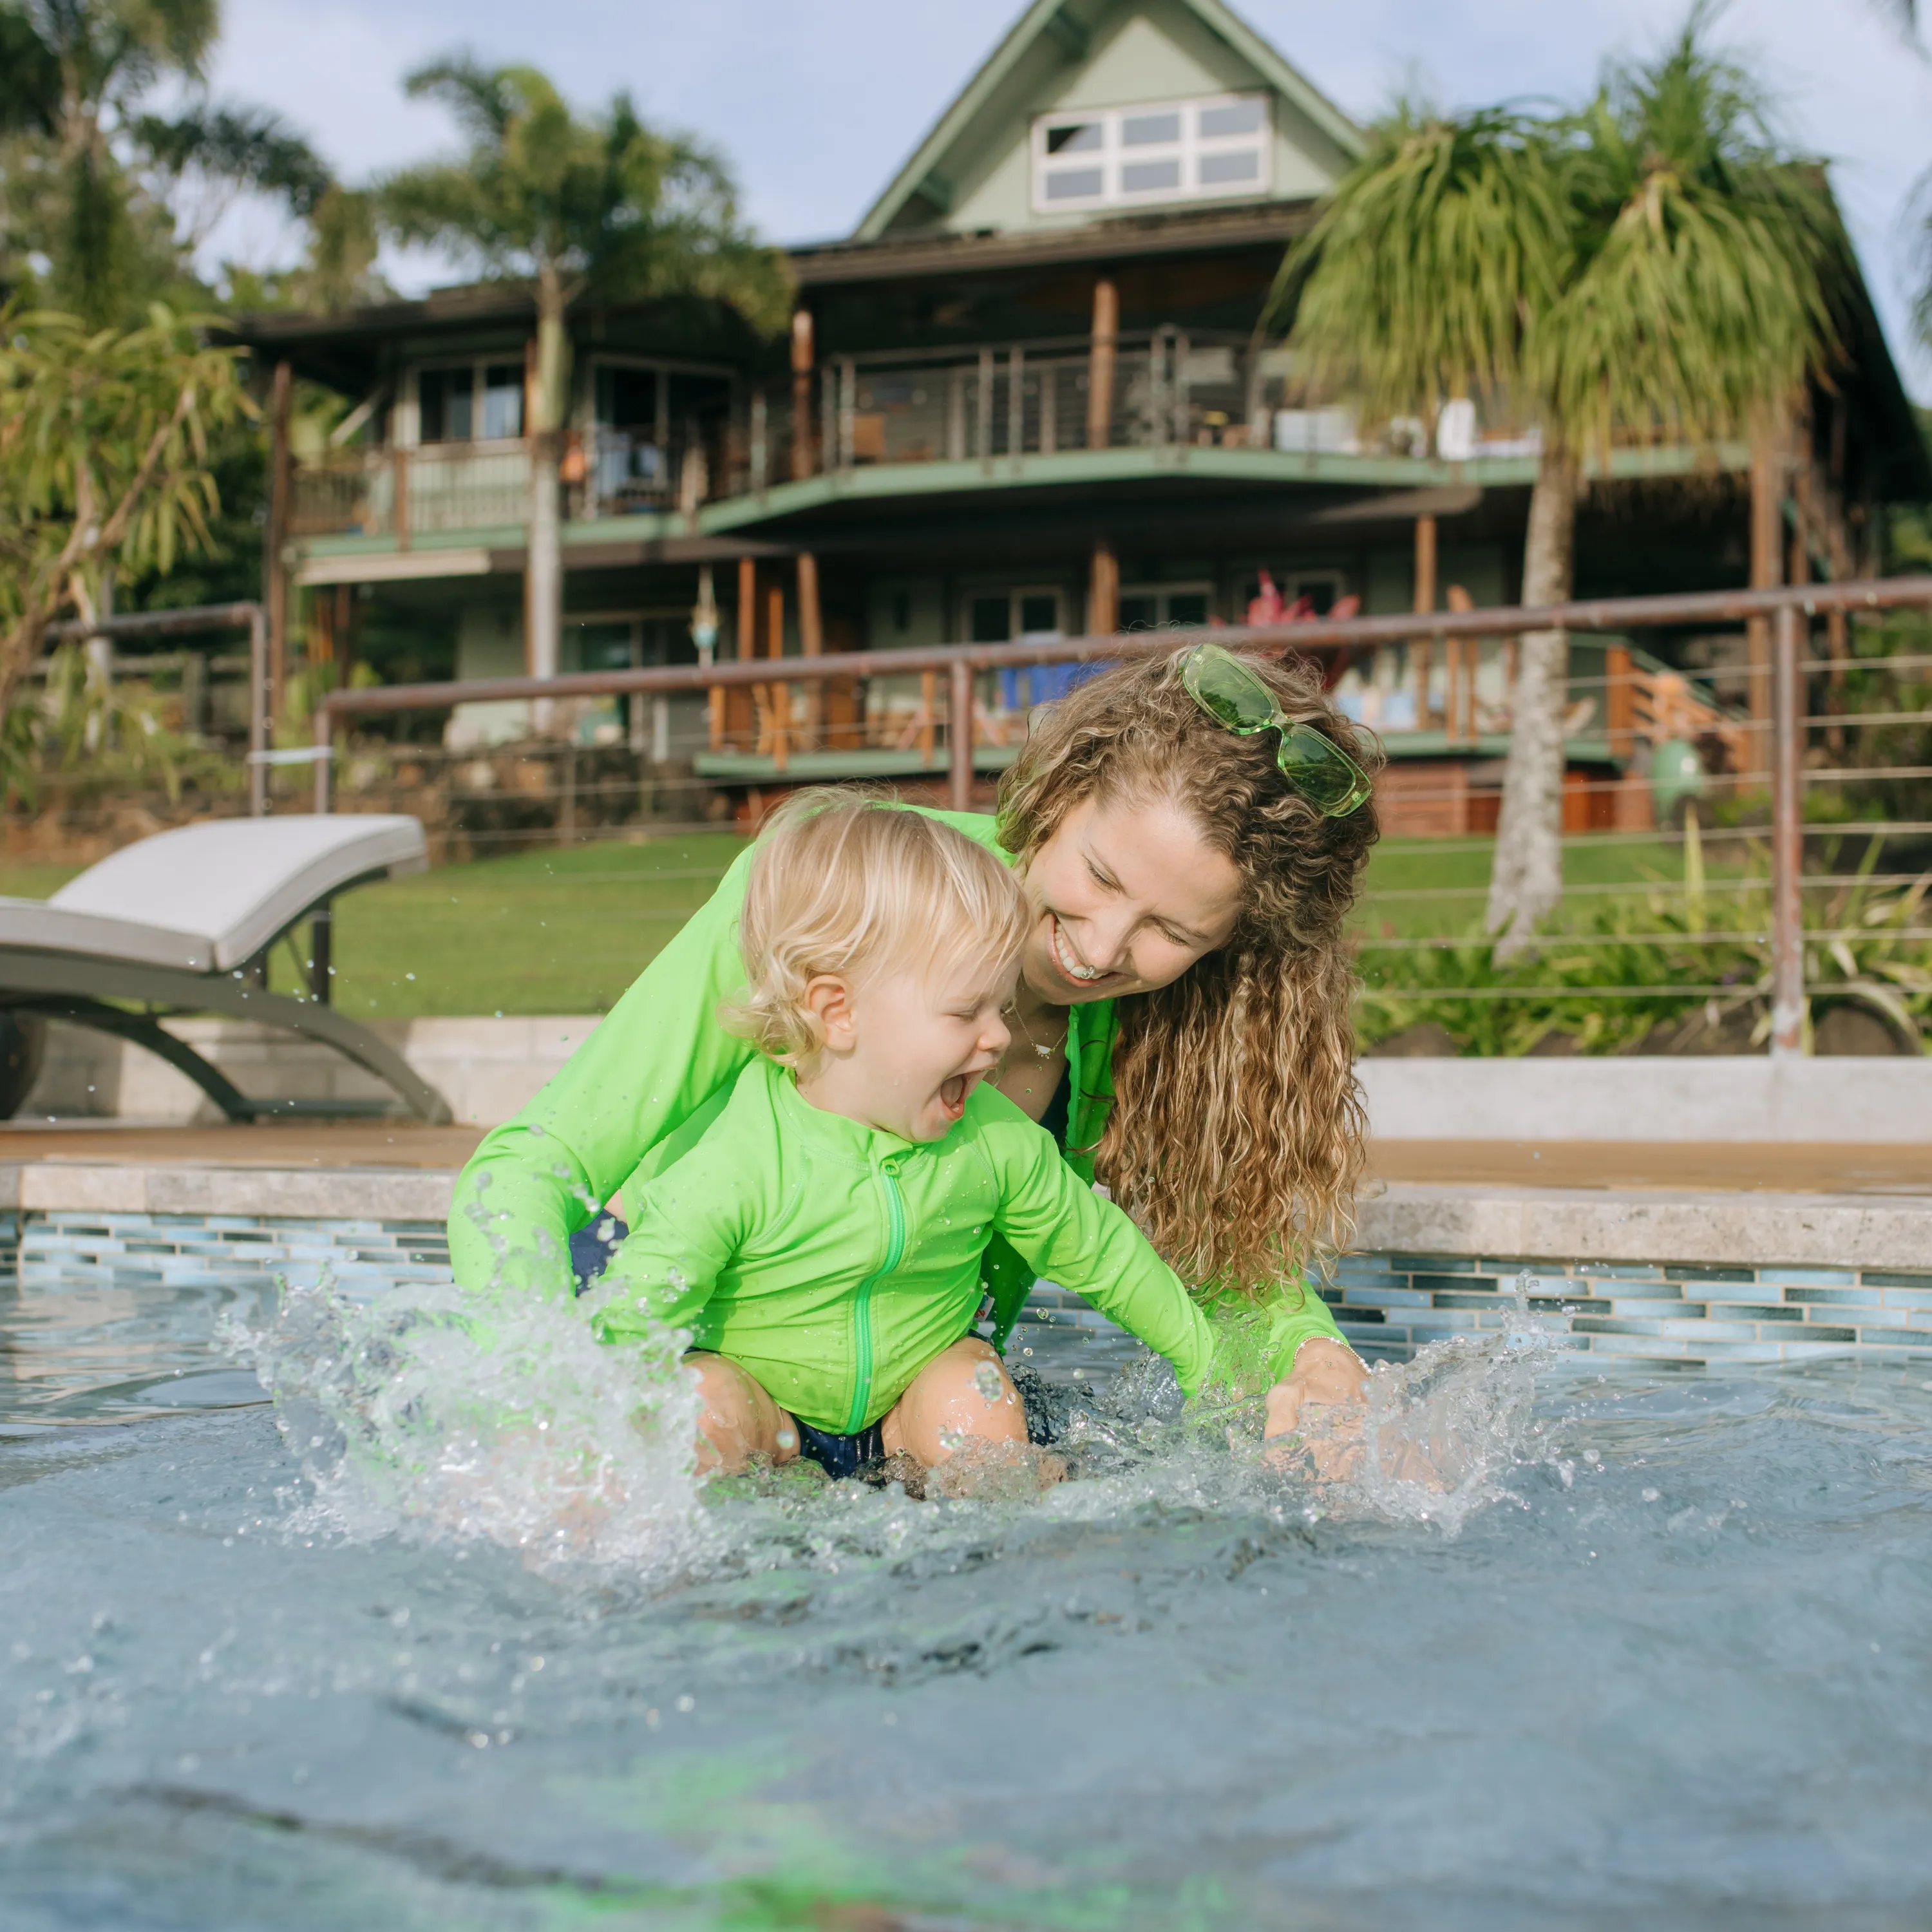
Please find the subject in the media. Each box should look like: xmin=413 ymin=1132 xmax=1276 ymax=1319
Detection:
xmin=5 ymin=1262 xmax=1932 ymax=1931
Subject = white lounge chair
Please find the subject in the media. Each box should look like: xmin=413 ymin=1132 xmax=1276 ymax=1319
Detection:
xmin=0 ymin=814 xmax=451 ymax=1122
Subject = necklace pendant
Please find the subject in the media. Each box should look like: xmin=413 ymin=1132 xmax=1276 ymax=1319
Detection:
xmin=1034 ymin=1043 xmax=1052 ymax=1058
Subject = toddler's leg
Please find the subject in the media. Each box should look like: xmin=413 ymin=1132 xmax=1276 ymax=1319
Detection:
xmin=880 ymin=1337 xmax=1028 ymax=1467
xmin=688 ymin=1352 xmax=800 ymax=1473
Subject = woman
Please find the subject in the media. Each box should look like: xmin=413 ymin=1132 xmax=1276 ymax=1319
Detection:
xmin=449 ymin=643 xmax=1380 ymax=1435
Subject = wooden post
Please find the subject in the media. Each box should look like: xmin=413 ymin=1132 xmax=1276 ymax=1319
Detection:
xmin=1086 ymin=278 xmax=1118 ymax=451
xmin=1445 ymin=583 xmax=1475 ymax=742
xmin=265 ymin=359 xmax=292 ymax=725
xmin=767 ymin=580 xmax=788 ymax=773
xmin=1789 ymin=413 xmax=1814 ymax=591
xmin=1088 ymin=539 xmax=1119 ymax=635
xmin=1412 ymin=513 xmax=1437 ymax=729
xmin=1605 ymin=642 xmax=1634 ymax=759
xmin=948 ymin=656 xmax=974 ymax=813
xmin=730 ymin=555 xmax=756 ymax=752
xmin=392 ymin=446 xmax=410 ymax=553
xmin=790 ymin=309 xmax=815 ymax=482
xmin=918 ymin=669 xmax=937 ymax=764
xmin=1748 ymin=426 xmax=1785 ymax=776
xmin=797 ymin=552 xmax=823 ymax=747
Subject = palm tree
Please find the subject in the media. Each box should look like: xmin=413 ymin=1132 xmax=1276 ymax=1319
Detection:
xmin=1277 ymin=12 xmax=1841 ymax=952
xmin=379 ymin=58 xmax=790 ymax=691
xmin=0 ymin=0 xmax=329 ymax=324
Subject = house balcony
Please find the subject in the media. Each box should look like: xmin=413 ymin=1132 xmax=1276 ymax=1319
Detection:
xmin=288 ymin=332 xmax=1745 ymax=570
xmin=290 ymin=430 xmax=721 ymax=547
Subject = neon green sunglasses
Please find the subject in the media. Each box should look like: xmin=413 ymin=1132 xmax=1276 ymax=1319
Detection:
xmin=1180 ymin=642 xmax=1372 ymax=817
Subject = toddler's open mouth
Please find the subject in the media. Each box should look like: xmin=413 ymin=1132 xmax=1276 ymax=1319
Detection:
xmin=939 ymin=1071 xmax=978 ymax=1120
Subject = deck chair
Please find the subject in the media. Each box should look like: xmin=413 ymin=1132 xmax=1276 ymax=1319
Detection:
xmin=0 ymin=814 xmax=451 ymax=1123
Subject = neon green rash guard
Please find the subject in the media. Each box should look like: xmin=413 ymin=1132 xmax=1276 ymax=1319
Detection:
xmin=591 ymin=1054 xmax=1213 ymax=1434
xmin=447 ymin=808 xmax=1349 ymax=1388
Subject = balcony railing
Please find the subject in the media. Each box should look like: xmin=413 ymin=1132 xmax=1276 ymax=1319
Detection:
xmin=290 ymin=430 xmax=717 ymax=544
xmin=285 ymin=333 xmax=1576 ymax=542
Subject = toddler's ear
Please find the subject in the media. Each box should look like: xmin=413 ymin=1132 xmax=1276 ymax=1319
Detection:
xmin=799 ymin=973 xmax=857 ymax=1052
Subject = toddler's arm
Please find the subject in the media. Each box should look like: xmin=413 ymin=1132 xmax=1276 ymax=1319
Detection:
xmin=588 ymin=1137 xmax=752 ymax=1346
xmin=985 ymin=1114 xmax=1214 ymax=1395
xmin=449 ymin=843 xmax=761 ymax=1297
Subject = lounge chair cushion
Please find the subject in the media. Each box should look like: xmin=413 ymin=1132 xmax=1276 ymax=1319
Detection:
xmin=0 ymin=815 xmax=427 ymax=974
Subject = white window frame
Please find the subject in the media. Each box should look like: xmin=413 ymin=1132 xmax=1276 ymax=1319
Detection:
xmin=1030 ymin=93 xmax=1272 ymax=215
xmin=963 ymin=585 xmax=1066 ymax=643
xmin=1119 ymin=582 xmax=1217 ymax=630
xmin=406 ymin=356 xmax=527 ymax=448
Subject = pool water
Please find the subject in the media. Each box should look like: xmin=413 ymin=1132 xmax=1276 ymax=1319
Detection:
xmin=5 ymin=1266 xmax=1932 ymax=1931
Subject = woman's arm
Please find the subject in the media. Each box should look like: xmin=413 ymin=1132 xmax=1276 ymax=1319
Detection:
xmin=448 ymin=844 xmax=759 ymax=1297
xmin=1196 ymin=1283 xmax=1367 ymax=1437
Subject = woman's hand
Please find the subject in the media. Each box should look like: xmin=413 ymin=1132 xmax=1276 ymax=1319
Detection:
xmin=1263 ymin=1337 xmax=1369 ymax=1479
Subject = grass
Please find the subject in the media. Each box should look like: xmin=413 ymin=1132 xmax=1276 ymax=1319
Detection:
xmin=0 ymin=827 xmax=1761 ymax=1021
xmin=0 ymin=833 xmax=749 ymax=1018
xmin=1358 ymin=834 xmax=1745 ymax=938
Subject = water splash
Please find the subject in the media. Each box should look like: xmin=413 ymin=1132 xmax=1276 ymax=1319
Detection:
xmin=1301 ymin=1269 xmax=1573 ymax=1534
xmin=222 ymin=1271 xmax=712 ymax=1580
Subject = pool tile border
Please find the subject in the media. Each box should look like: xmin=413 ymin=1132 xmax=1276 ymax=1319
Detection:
xmin=3 ymin=1163 xmax=1931 ymax=1368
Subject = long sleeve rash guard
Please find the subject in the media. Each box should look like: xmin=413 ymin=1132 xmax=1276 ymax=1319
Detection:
xmin=447 ymin=808 xmax=1350 ymax=1388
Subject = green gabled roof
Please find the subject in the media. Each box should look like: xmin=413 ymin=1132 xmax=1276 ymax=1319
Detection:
xmin=853 ymin=0 xmax=1365 ymax=242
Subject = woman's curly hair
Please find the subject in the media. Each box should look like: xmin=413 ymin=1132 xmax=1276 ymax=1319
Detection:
xmin=996 ymin=647 xmax=1381 ymax=1293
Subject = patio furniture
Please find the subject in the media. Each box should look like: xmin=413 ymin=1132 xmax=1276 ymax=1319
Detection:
xmin=0 ymin=815 xmax=450 ymax=1122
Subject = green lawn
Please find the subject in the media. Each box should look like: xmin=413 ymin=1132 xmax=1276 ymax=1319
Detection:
xmin=1359 ymin=834 xmax=1728 ymax=938
xmin=0 ymin=833 xmax=750 ymax=1018
xmin=1 ymin=828 xmax=1719 ymax=1018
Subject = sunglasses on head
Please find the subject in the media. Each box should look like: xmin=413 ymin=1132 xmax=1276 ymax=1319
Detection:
xmin=1179 ymin=643 xmax=1372 ymax=818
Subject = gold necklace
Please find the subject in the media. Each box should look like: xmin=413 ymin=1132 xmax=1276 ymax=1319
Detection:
xmin=1012 ymin=1001 xmax=1069 ymax=1061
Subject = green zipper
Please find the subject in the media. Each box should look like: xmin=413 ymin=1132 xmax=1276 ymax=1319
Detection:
xmin=844 ymin=1159 xmax=906 ymax=1434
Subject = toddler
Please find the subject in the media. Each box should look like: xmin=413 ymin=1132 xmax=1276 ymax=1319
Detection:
xmin=587 ymin=791 xmax=1214 ymax=1479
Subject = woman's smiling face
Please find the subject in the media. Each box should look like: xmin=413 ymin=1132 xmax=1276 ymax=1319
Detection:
xmin=1017 ymin=793 xmax=1244 ymax=1005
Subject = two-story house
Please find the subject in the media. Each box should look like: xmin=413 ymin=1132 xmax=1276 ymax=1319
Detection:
xmin=228 ymin=0 xmax=1929 ymax=833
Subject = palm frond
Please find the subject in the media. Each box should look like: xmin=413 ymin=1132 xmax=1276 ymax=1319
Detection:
xmin=1273 ymin=106 xmax=1573 ymax=426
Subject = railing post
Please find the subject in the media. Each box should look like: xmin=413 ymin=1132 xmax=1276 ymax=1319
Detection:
xmin=248 ymin=604 xmax=270 ymax=817
xmin=1007 ymin=346 xmax=1025 ymax=462
xmin=392 ymin=446 xmax=411 ymax=551
xmin=1770 ymin=599 xmax=1805 ymax=1057
xmin=949 ymin=656 xmax=974 ymax=815
xmin=312 ymin=703 xmax=334 ymax=813
xmin=976 ymin=347 xmax=994 ymax=470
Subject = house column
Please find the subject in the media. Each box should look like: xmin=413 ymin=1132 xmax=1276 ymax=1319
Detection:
xmin=264 ymin=358 xmax=292 ymax=726
xmin=1412 ymin=512 xmax=1437 ymax=728
xmin=1086 ymin=277 xmax=1117 ymax=450
xmin=1747 ymin=424 xmax=1786 ymax=776
xmin=1086 ymin=278 xmax=1119 ymax=637
xmin=791 ymin=309 xmax=815 ymax=482
xmin=1089 ymin=540 xmax=1119 ymax=636
xmin=797 ymin=551 xmax=823 ymax=746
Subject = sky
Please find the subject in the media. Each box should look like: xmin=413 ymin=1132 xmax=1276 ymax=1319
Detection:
xmin=200 ymin=0 xmax=1932 ymax=399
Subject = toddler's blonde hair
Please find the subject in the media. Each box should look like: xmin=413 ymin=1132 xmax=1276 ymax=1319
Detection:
xmin=727 ymin=790 xmax=1030 ymax=1066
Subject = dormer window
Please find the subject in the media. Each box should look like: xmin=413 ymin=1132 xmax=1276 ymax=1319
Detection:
xmin=1031 ymin=94 xmax=1271 ymax=213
